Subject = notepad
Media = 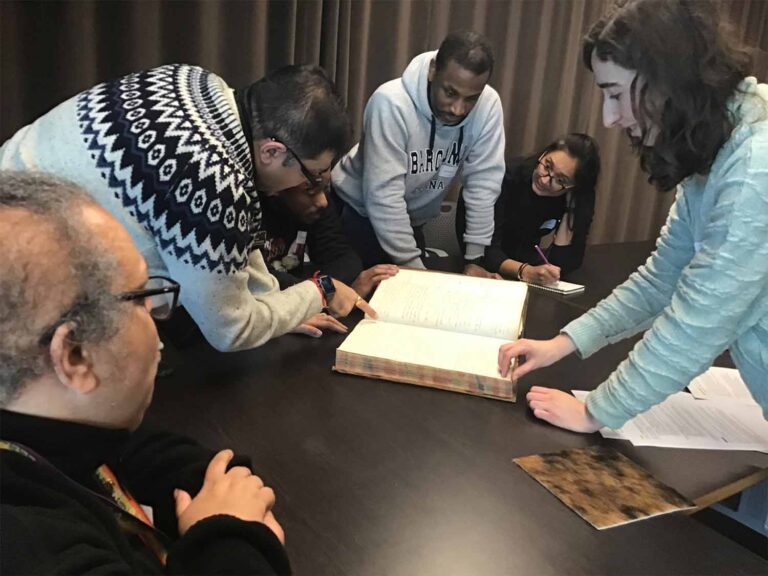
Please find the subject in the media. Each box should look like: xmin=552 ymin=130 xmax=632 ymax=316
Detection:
xmin=526 ymin=279 xmax=585 ymax=295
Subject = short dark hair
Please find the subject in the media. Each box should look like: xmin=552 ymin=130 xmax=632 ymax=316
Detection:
xmin=537 ymin=133 xmax=601 ymax=232
xmin=246 ymin=64 xmax=352 ymax=161
xmin=435 ymin=30 xmax=495 ymax=77
xmin=583 ymin=0 xmax=752 ymax=191
xmin=0 ymin=172 xmax=120 ymax=405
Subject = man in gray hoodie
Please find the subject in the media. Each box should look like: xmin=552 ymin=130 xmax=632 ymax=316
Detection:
xmin=332 ymin=30 xmax=505 ymax=271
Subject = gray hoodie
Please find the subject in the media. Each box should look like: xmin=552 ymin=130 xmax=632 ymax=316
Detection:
xmin=332 ymin=51 xmax=505 ymax=268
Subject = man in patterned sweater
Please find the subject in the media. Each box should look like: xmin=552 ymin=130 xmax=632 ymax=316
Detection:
xmin=0 ymin=64 xmax=373 ymax=351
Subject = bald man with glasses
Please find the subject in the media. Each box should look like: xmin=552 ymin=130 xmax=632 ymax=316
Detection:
xmin=0 ymin=172 xmax=290 ymax=575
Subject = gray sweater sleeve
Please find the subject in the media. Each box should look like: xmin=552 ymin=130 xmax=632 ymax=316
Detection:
xmin=361 ymin=92 xmax=426 ymax=268
xmin=165 ymin=248 xmax=323 ymax=352
xmin=460 ymin=92 xmax=505 ymax=260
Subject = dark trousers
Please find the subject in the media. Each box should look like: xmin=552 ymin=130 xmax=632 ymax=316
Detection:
xmin=330 ymin=187 xmax=425 ymax=268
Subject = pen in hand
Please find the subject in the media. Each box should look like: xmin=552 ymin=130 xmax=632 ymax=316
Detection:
xmin=534 ymin=244 xmax=550 ymax=265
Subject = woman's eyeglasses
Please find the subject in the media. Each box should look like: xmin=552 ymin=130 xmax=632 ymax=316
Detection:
xmin=537 ymin=155 xmax=575 ymax=192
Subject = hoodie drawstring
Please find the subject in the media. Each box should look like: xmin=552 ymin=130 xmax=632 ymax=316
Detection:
xmin=429 ymin=116 xmax=436 ymax=152
xmin=429 ymin=120 xmax=464 ymax=163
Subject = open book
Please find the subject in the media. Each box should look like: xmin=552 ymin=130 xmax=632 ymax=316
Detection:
xmin=334 ymin=269 xmax=528 ymax=401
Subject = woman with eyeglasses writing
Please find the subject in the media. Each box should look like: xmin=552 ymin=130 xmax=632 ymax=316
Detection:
xmin=499 ymin=0 xmax=768 ymax=433
xmin=458 ymin=133 xmax=600 ymax=284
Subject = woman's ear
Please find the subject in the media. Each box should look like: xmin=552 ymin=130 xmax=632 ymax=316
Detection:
xmin=49 ymin=322 xmax=99 ymax=394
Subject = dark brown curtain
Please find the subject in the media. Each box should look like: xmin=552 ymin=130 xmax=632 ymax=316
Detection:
xmin=2 ymin=0 xmax=767 ymax=244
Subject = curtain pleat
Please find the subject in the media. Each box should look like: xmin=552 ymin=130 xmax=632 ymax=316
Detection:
xmin=1 ymin=0 xmax=766 ymax=244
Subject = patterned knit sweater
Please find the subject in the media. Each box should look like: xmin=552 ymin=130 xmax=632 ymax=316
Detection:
xmin=563 ymin=77 xmax=768 ymax=428
xmin=0 ymin=64 xmax=322 ymax=351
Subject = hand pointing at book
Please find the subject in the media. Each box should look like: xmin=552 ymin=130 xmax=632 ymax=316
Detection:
xmin=327 ymin=279 xmax=378 ymax=319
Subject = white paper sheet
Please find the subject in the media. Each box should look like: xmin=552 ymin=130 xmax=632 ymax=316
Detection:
xmin=573 ymin=390 xmax=768 ymax=453
xmin=688 ymin=366 xmax=758 ymax=406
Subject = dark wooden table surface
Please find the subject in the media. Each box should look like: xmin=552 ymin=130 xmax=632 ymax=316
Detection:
xmin=146 ymin=241 xmax=768 ymax=575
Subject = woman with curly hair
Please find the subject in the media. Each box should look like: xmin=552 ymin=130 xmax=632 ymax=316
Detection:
xmin=498 ymin=0 xmax=768 ymax=433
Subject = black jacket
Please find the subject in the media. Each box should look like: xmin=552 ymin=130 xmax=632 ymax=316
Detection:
xmin=0 ymin=410 xmax=291 ymax=575
xmin=259 ymin=193 xmax=362 ymax=288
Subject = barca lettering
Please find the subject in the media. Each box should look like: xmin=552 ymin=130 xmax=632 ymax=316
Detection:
xmin=408 ymin=142 xmax=461 ymax=175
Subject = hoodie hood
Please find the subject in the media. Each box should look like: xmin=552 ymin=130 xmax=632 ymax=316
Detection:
xmin=401 ymin=50 xmax=438 ymax=123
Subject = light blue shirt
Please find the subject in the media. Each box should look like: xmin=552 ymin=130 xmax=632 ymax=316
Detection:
xmin=563 ymin=77 xmax=768 ymax=429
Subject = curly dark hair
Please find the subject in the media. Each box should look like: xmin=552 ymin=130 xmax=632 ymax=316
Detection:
xmin=583 ymin=0 xmax=752 ymax=191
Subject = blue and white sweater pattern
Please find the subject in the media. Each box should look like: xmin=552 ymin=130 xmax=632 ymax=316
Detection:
xmin=76 ymin=64 xmax=261 ymax=273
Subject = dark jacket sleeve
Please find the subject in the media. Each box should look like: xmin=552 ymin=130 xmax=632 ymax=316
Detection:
xmin=113 ymin=427 xmax=251 ymax=537
xmin=547 ymin=190 xmax=595 ymax=274
xmin=307 ymin=203 xmax=363 ymax=285
xmin=115 ymin=430 xmax=291 ymax=574
xmin=270 ymin=266 xmax=300 ymax=289
xmin=166 ymin=515 xmax=291 ymax=575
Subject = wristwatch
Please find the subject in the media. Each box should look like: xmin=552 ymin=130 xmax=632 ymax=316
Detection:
xmin=312 ymin=271 xmax=336 ymax=307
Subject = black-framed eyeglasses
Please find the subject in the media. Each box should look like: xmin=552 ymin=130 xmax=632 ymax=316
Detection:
xmin=38 ymin=276 xmax=181 ymax=345
xmin=537 ymin=154 xmax=575 ymax=192
xmin=254 ymin=90 xmax=330 ymax=194
xmin=117 ymin=276 xmax=180 ymax=321
xmin=272 ymin=137 xmax=330 ymax=194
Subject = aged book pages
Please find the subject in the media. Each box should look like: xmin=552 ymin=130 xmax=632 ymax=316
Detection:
xmin=335 ymin=269 xmax=528 ymax=401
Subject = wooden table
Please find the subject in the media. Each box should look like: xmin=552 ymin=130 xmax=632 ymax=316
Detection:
xmin=145 ymin=242 xmax=768 ymax=575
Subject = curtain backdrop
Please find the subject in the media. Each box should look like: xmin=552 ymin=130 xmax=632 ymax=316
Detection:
xmin=2 ymin=0 xmax=767 ymax=244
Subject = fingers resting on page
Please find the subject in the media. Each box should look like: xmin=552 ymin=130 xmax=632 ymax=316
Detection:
xmin=351 ymin=264 xmax=399 ymax=298
xmin=463 ymin=263 xmax=501 ymax=279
